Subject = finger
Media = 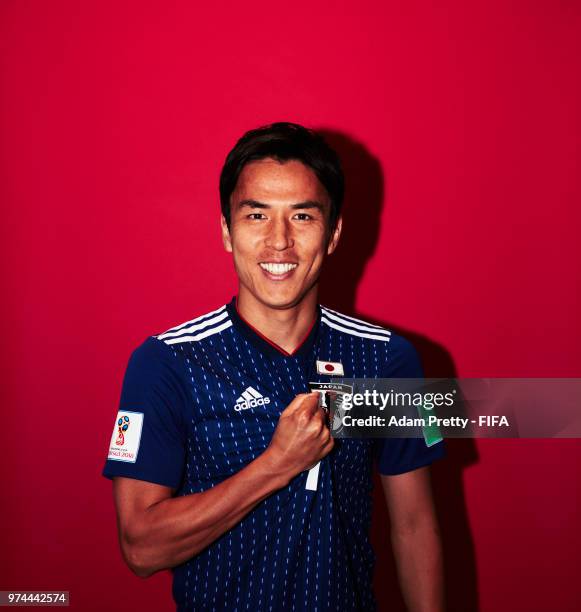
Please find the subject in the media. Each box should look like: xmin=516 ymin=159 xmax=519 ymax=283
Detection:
xmin=313 ymin=406 xmax=329 ymax=427
xmin=321 ymin=436 xmax=335 ymax=456
xmin=310 ymin=416 xmax=325 ymax=437
xmin=318 ymin=426 xmax=332 ymax=444
xmin=284 ymin=392 xmax=318 ymax=415
xmin=296 ymin=392 xmax=321 ymax=416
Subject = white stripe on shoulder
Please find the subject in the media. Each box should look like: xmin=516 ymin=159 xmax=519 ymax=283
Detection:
xmin=157 ymin=309 xmax=229 ymax=340
xmin=321 ymin=316 xmax=391 ymax=342
xmin=163 ymin=320 xmax=233 ymax=345
xmin=157 ymin=304 xmax=227 ymax=337
xmin=321 ymin=306 xmax=388 ymax=330
xmin=320 ymin=308 xmax=391 ymax=337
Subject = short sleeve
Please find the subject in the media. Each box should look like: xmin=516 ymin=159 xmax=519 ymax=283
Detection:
xmin=102 ymin=336 xmax=189 ymax=488
xmin=375 ymin=334 xmax=445 ymax=475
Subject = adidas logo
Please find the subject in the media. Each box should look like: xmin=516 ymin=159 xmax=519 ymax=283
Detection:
xmin=234 ymin=386 xmax=271 ymax=412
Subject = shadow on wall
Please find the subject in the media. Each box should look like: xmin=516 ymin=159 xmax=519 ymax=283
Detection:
xmin=318 ymin=129 xmax=480 ymax=612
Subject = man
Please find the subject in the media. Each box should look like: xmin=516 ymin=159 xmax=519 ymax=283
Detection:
xmin=102 ymin=122 xmax=445 ymax=611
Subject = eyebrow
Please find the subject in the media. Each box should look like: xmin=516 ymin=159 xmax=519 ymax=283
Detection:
xmin=237 ymin=199 xmax=326 ymax=212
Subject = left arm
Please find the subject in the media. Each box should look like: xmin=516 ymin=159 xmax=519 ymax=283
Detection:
xmin=381 ymin=466 xmax=444 ymax=612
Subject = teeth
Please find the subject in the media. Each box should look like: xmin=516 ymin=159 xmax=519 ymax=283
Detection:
xmin=259 ymin=262 xmax=298 ymax=275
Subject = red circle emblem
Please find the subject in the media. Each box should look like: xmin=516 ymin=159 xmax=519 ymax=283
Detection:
xmin=324 ymin=363 xmax=335 ymax=372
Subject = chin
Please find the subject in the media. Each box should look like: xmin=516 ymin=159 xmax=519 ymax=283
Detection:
xmin=254 ymin=286 xmax=305 ymax=310
xmin=259 ymin=294 xmax=300 ymax=310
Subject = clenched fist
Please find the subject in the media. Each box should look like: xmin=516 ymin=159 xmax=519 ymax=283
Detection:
xmin=264 ymin=392 xmax=334 ymax=482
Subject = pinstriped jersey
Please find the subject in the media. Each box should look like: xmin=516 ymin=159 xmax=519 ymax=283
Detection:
xmin=102 ymin=296 xmax=444 ymax=611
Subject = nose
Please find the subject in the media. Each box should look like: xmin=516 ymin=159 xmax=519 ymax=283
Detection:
xmin=265 ymin=216 xmax=294 ymax=251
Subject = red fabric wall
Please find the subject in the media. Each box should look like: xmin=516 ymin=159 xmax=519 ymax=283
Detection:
xmin=1 ymin=2 xmax=580 ymax=610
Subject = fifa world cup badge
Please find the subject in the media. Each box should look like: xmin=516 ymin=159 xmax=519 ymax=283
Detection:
xmin=116 ymin=415 xmax=130 ymax=445
xmin=108 ymin=410 xmax=144 ymax=463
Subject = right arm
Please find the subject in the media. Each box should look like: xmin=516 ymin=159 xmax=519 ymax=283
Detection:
xmin=113 ymin=392 xmax=332 ymax=578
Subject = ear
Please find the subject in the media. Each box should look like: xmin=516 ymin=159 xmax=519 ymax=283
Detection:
xmin=327 ymin=216 xmax=342 ymax=255
xmin=221 ymin=215 xmax=233 ymax=253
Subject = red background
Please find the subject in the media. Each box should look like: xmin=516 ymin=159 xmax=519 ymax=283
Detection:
xmin=1 ymin=1 xmax=580 ymax=610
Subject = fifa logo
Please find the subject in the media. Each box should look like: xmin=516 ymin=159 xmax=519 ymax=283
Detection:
xmin=116 ymin=415 xmax=130 ymax=445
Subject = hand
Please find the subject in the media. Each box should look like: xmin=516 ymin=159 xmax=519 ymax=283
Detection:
xmin=264 ymin=392 xmax=334 ymax=482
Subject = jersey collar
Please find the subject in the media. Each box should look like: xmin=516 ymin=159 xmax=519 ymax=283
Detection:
xmin=225 ymin=295 xmax=321 ymax=361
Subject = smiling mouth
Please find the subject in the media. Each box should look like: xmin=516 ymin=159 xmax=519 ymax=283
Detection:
xmin=259 ymin=262 xmax=298 ymax=278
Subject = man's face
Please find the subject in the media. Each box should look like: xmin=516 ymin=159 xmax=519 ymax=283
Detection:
xmin=221 ymin=158 xmax=342 ymax=310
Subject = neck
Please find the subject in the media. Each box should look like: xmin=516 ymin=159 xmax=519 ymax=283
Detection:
xmin=236 ymin=287 xmax=318 ymax=355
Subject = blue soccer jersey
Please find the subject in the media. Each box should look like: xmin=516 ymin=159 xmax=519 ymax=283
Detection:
xmin=102 ymin=297 xmax=444 ymax=611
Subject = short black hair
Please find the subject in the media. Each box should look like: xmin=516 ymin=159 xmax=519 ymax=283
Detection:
xmin=219 ymin=122 xmax=344 ymax=230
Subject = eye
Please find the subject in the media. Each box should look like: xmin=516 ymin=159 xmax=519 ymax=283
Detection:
xmin=293 ymin=212 xmax=313 ymax=221
xmin=247 ymin=212 xmax=267 ymax=220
